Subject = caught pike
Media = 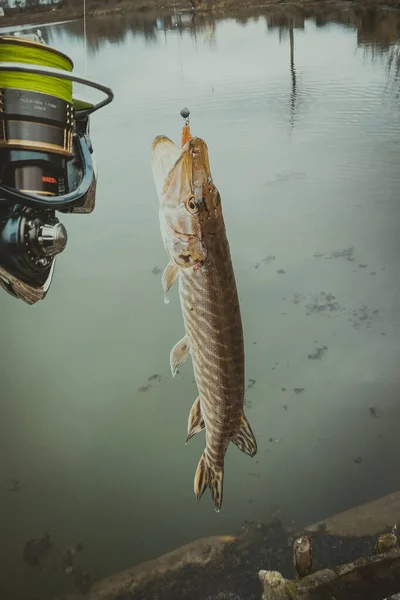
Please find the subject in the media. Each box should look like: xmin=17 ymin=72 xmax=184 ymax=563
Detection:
xmin=151 ymin=114 xmax=257 ymax=511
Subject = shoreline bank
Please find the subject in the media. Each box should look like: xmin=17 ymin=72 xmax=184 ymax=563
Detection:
xmin=0 ymin=0 xmax=399 ymax=31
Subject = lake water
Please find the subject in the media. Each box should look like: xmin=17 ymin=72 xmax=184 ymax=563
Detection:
xmin=1 ymin=5 xmax=400 ymax=599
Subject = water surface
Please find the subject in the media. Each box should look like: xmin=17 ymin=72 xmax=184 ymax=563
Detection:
xmin=1 ymin=6 xmax=400 ymax=599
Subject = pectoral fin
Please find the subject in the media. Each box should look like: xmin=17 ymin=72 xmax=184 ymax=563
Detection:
xmin=232 ymin=413 xmax=257 ymax=457
xmin=162 ymin=262 xmax=179 ymax=304
xmin=186 ymin=396 xmax=205 ymax=443
xmin=170 ymin=335 xmax=190 ymax=377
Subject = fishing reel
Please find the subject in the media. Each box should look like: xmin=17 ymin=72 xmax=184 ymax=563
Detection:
xmin=0 ymin=32 xmax=114 ymax=304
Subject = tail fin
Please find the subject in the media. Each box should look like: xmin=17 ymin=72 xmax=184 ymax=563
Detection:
xmin=194 ymin=451 xmax=224 ymax=512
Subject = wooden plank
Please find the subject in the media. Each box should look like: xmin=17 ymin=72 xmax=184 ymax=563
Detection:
xmin=260 ymin=548 xmax=400 ymax=600
xmin=305 ymin=492 xmax=400 ymax=538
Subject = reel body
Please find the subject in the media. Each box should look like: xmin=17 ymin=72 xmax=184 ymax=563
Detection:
xmin=0 ymin=32 xmax=113 ymax=304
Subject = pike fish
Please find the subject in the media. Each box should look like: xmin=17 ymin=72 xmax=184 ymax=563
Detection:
xmin=151 ymin=131 xmax=257 ymax=511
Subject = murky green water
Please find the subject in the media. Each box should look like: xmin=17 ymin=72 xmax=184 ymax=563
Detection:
xmin=1 ymin=6 xmax=400 ymax=599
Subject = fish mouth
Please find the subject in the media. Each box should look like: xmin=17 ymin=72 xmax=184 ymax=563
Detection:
xmin=151 ymin=135 xmax=212 ymax=201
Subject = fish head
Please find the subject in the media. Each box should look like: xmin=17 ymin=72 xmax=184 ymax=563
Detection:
xmin=151 ymin=135 xmax=223 ymax=270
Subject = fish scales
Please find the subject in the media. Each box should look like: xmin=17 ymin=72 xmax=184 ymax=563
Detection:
xmin=179 ymin=249 xmax=244 ymax=468
xmin=151 ymin=132 xmax=257 ymax=511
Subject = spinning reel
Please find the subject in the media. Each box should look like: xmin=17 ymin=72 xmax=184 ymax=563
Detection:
xmin=0 ymin=32 xmax=114 ymax=304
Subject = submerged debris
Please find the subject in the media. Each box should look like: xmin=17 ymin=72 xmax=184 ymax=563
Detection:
xmin=138 ymin=384 xmax=151 ymax=392
xmin=313 ymin=247 xmax=356 ymax=261
xmin=349 ymin=306 xmax=379 ymax=329
xmin=75 ymin=568 xmax=93 ymax=594
xmin=308 ymin=345 xmax=328 ymax=360
xmin=148 ymin=373 xmax=161 ymax=382
xmin=246 ymin=378 xmax=256 ymax=390
xmin=326 ymin=246 xmax=354 ymax=260
xmin=292 ymin=293 xmax=305 ymax=305
xmin=138 ymin=373 xmax=162 ymax=392
xmin=23 ymin=532 xmax=52 ymax=568
xmin=306 ymin=293 xmax=341 ymax=316
xmin=255 ymin=256 xmax=276 ymax=269
xmin=62 ymin=542 xmax=84 ymax=575
xmin=8 ymin=479 xmax=20 ymax=492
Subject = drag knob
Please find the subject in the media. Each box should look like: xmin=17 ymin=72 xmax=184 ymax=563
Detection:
xmin=37 ymin=222 xmax=68 ymax=256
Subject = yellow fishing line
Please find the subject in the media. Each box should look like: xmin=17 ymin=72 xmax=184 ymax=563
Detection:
xmin=0 ymin=38 xmax=73 ymax=103
xmin=73 ymin=98 xmax=94 ymax=111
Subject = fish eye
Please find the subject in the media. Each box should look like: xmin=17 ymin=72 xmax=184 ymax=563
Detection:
xmin=185 ymin=195 xmax=198 ymax=215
